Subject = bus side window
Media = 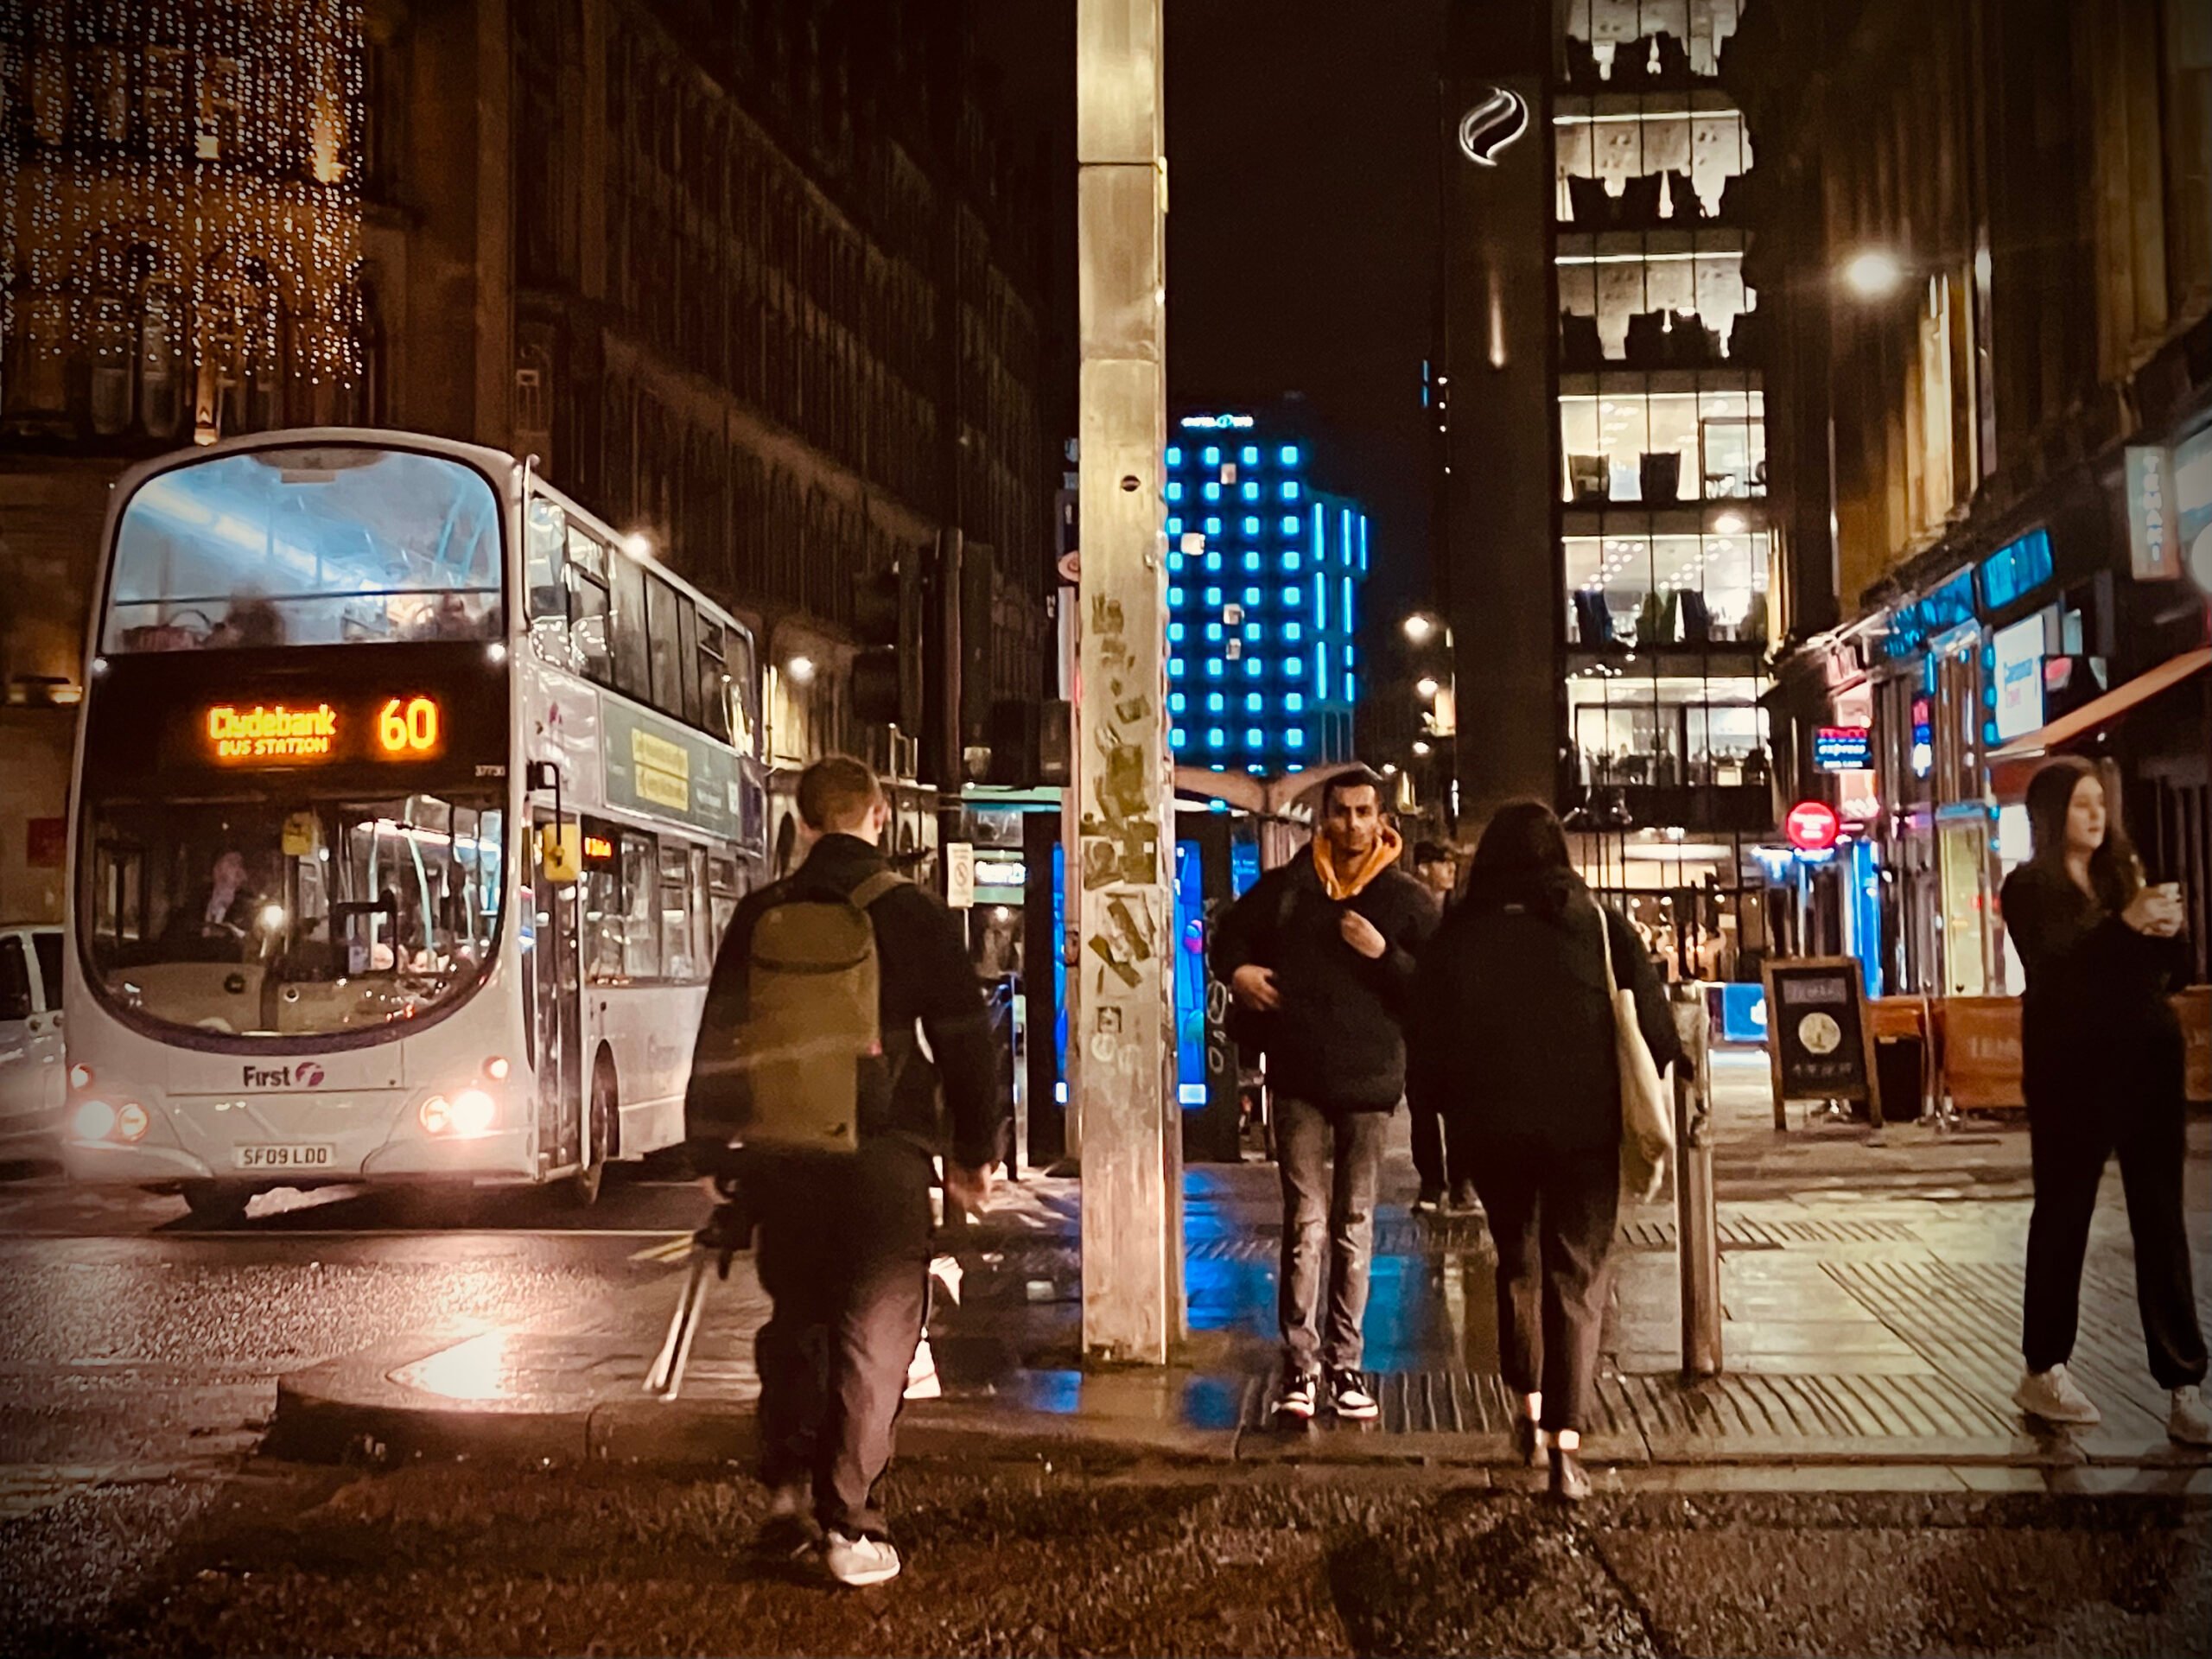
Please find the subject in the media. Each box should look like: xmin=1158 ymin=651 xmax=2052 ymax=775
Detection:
xmin=726 ymin=627 xmax=760 ymax=758
xmin=697 ymin=620 xmax=731 ymax=744
xmin=708 ymin=853 xmax=741 ymax=952
xmin=645 ymin=573 xmax=685 ymax=719
xmin=658 ymin=842 xmax=699 ymax=982
xmin=609 ymin=551 xmax=651 ymax=702
xmin=675 ymin=596 xmax=702 ymax=728
xmin=568 ymin=528 xmax=612 ymax=683
xmin=620 ymin=832 xmax=660 ymax=979
xmin=525 ymin=498 xmax=569 ymax=645
xmin=582 ymin=817 xmax=625 ymax=983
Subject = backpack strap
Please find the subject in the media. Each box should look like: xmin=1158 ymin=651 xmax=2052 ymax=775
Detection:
xmin=849 ymin=869 xmax=908 ymax=912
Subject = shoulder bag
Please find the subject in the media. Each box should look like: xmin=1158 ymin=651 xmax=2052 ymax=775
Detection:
xmin=1599 ymin=906 xmax=1675 ymax=1202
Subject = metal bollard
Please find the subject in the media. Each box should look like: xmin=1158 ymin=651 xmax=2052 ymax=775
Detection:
xmin=1671 ymin=984 xmax=1722 ymax=1379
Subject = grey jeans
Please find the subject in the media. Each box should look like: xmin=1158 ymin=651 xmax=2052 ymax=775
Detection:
xmin=1275 ymin=1096 xmax=1391 ymax=1374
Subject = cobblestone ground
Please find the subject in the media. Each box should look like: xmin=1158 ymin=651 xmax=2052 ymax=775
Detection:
xmin=9 ymin=1457 xmax=2209 ymax=1658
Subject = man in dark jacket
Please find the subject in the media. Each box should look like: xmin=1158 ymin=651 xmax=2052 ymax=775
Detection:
xmin=1211 ymin=766 xmax=1438 ymax=1425
xmin=686 ymin=756 xmax=1006 ymax=1588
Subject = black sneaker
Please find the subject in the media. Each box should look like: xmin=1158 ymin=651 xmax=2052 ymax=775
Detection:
xmin=1548 ymin=1446 xmax=1591 ymax=1503
xmin=1329 ymin=1368 xmax=1380 ymax=1421
xmin=1274 ymin=1369 xmax=1319 ymax=1425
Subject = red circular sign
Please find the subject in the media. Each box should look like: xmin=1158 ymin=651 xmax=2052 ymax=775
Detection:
xmin=1785 ymin=799 xmax=1841 ymax=852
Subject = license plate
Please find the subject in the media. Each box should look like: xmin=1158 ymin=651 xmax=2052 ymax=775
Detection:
xmin=234 ymin=1143 xmax=337 ymax=1172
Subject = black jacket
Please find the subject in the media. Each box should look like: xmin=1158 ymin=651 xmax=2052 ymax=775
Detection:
xmin=1999 ymin=861 xmax=2190 ymax=1108
xmin=1208 ymin=847 xmax=1439 ymax=1110
xmin=684 ymin=834 xmax=1007 ymax=1172
xmin=1411 ymin=869 xmax=1684 ymax=1151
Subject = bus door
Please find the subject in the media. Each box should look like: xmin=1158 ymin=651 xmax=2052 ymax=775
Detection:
xmin=531 ymin=812 xmax=584 ymax=1172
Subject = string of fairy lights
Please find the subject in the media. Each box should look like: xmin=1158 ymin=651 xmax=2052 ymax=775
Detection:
xmin=0 ymin=0 xmax=365 ymax=431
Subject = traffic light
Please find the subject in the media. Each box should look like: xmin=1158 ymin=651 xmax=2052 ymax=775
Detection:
xmin=850 ymin=564 xmax=907 ymax=730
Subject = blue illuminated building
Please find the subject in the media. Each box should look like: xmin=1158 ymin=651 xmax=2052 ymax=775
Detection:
xmin=1163 ymin=415 xmax=1367 ymax=774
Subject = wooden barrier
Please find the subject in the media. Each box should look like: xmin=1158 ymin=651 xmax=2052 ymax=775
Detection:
xmin=1939 ymin=988 xmax=2210 ymax=1110
xmin=1942 ymin=997 xmax=2024 ymax=1111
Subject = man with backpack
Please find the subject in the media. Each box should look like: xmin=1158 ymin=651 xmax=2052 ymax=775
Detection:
xmin=1211 ymin=766 xmax=1439 ymax=1427
xmin=686 ymin=755 xmax=1006 ymax=1588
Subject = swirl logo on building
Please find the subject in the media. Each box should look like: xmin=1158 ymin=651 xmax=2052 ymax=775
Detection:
xmin=1459 ymin=87 xmax=1529 ymax=167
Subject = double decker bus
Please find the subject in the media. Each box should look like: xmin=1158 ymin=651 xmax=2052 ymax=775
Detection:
xmin=62 ymin=429 xmax=767 ymax=1221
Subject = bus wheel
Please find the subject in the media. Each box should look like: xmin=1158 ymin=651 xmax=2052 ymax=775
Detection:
xmin=181 ymin=1181 xmax=254 ymax=1226
xmin=569 ymin=1064 xmax=615 ymax=1208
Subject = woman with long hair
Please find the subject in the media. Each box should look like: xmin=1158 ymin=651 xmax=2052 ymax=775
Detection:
xmin=1999 ymin=756 xmax=2209 ymax=1445
xmin=1411 ymin=800 xmax=1684 ymax=1500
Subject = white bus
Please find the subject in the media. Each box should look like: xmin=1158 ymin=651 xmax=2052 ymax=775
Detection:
xmin=62 ymin=429 xmax=768 ymax=1221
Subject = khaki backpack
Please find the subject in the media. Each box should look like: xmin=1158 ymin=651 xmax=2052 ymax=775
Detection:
xmin=734 ymin=869 xmax=907 ymax=1154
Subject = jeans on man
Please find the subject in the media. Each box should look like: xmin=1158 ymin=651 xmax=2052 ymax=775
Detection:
xmin=1275 ymin=1096 xmax=1390 ymax=1374
xmin=750 ymin=1138 xmax=934 ymax=1537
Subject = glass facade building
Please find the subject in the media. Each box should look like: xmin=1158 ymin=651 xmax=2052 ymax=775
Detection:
xmin=1163 ymin=418 xmax=1366 ymax=775
xmin=1555 ymin=0 xmax=1773 ymax=836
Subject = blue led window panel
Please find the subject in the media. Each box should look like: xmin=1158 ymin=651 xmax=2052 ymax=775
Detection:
xmin=1243 ymin=515 xmax=1260 ymax=535
xmin=1280 ymin=446 xmax=1300 ymax=466
xmin=1204 ymin=482 xmax=1221 ymax=501
xmin=1281 ymin=552 xmax=1301 ymax=572
xmin=1166 ymin=482 xmax=1183 ymax=501
xmin=1167 ymin=586 xmax=1185 ymax=605
xmin=1207 ymin=728 xmax=1226 ymax=748
xmin=1977 ymin=528 xmax=2054 ymax=613
xmin=1205 ymin=551 xmax=1223 ymax=571
xmin=1205 ymin=517 xmax=1222 ymax=535
xmin=1203 ymin=447 xmax=1220 ymax=465
xmin=1280 ymin=515 xmax=1300 ymax=535
xmin=1244 ymin=658 xmax=1264 ymax=677
xmin=1242 ymin=482 xmax=1260 ymax=500
xmin=1241 ymin=446 xmax=1260 ymax=466
xmin=1168 ymin=692 xmax=1186 ymax=714
xmin=1285 ymin=692 xmax=1305 ymax=713
xmin=1245 ymin=727 xmax=1264 ymax=747
xmin=1243 ymin=587 xmax=1262 ymax=607
xmin=1287 ymin=728 xmax=1306 ymax=749
xmin=1243 ymin=551 xmax=1262 ymax=571
xmin=1207 ymin=692 xmax=1225 ymax=712
xmin=1166 ymin=447 xmax=1182 ymax=467
xmin=1281 ymin=481 xmax=1301 ymax=500
xmin=1171 ymin=727 xmax=1188 ymax=748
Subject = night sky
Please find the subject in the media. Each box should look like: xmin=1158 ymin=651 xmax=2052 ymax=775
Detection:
xmin=981 ymin=0 xmax=1445 ymax=710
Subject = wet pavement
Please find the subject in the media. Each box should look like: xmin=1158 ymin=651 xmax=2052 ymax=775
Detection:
xmin=267 ymin=1055 xmax=2212 ymax=1482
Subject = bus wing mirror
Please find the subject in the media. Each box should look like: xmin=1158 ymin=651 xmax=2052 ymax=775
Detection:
xmin=525 ymin=760 xmax=562 ymax=793
xmin=539 ymin=823 xmax=582 ymax=887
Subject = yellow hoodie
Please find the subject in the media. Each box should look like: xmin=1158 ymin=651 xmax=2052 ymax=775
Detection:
xmin=1313 ymin=823 xmax=1403 ymax=901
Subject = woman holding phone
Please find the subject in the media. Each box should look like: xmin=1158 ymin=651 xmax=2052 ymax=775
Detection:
xmin=1999 ymin=756 xmax=2209 ymax=1445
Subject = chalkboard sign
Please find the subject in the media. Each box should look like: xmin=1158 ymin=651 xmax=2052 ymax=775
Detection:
xmin=1762 ymin=957 xmax=1882 ymax=1126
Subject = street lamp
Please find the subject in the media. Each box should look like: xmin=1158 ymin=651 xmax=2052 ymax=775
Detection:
xmin=1415 ymin=675 xmax=1440 ymax=700
xmin=785 ymin=653 xmax=817 ymax=686
xmin=1840 ymin=248 xmax=1905 ymax=301
xmin=623 ymin=530 xmax=656 ymax=559
xmin=1412 ymin=739 xmax=1433 ymax=758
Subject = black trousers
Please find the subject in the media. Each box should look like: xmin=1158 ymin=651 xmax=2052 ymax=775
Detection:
xmin=1410 ymin=1095 xmax=1471 ymax=1195
xmin=750 ymin=1139 xmax=934 ymax=1537
xmin=1472 ymin=1140 xmax=1620 ymax=1434
xmin=2024 ymin=1092 xmax=2207 ymax=1389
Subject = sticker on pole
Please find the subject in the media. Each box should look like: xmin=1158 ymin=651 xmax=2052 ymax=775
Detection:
xmin=945 ymin=842 xmax=976 ymax=910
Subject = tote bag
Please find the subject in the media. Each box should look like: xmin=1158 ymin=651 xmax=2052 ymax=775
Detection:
xmin=1599 ymin=907 xmax=1675 ymax=1202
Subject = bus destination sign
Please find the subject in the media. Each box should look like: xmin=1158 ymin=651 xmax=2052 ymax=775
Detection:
xmin=200 ymin=694 xmax=445 ymax=766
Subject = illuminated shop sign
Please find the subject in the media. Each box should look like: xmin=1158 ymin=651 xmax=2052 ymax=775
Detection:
xmin=1785 ymin=799 xmax=1841 ymax=852
xmin=1813 ymin=726 xmax=1872 ymax=772
xmin=1976 ymin=528 xmax=2054 ymax=613
xmin=200 ymin=694 xmax=443 ymax=766
xmin=1179 ymin=413 xmax=1255 ymax=430
xmin=1991 ymin=614 xmax=2045 ymax=742
xmin=1881 ymin=569 xmax=1976 ymax=659
xmin=2126 ymin=447 xmax=2181 ymax=582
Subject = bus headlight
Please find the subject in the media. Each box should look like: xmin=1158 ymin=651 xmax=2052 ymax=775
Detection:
xmin=68 ymin=1063 xmax=93 ymax=1091
xmin=72 ymin=1099 xmax=118 ymax=1141
xmin=420 ymin=1088 xmax=499 ymax=1138
xmin=450 ymin=1087 xmax=497 ymax=1136
xmin=115 ymin=1102 xmax=149 ymax=1142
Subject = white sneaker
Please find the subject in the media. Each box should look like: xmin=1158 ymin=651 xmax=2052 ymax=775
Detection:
xmin=821 ymin=1530 xmax=901 ymax=1588
xmin=2013 ymin=1364 xmax=2101 ymax=1427
xmin=2169 ymin=1386 xmax=2212 ymax=1447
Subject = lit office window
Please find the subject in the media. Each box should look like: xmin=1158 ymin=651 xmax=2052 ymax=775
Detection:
xmin=1243 ymin=622 xmax=1262 ymax=642
xmin=1285 ymin=622 xmax=1304 ymax=643
xmin=1283 ymin=586 xmax=1302 ymax=607
xmin=1169 ymin=656 xmax=1185 ymax=676
xmin=1245 ymin=658 xmax=1265 ymax=678
xmin=1287 ymin=728 xmax=1306 ymax=750
xmin=1166 ymin=516 xmax=1183 ymax=536
xmin=1166 ymin=553 xmax=1184 ymax=574
xmin=1243 ymin=516 xmax=1261 ymax=535
xmin=1168 ymin=622 xmax=1186 ymax=643
xmin=1207 ymin=728 xmax=1226 ymax=748
xmin=1243 ymin=551 xmax=1262 ymax=571
xmin=1280 ymin=514 xmax=1300 ymax=535
xmin=1245 ymin=692 xmax=1264 ymax=713
xmin=1204 ymin=483 xmax=1221 ymax=501
xmin=1281 ymin=551 xmax=1301 ymax=573
xmin=1246 ymin=727 xmax=1264 ymax=748
xmin=1205 ymin=550 xmax=1223 ymax=572
xmin=1207 ymin=692 xmax=1226 ymax=713
xmin=1241 ymin=445 xmax=1260 ymax=466
xmin=1169 ymin=692 xmax=1186 ymax=715
xmin=1280 ymin=446 xmax=1300 ymax=466
xmin=1205 ymin=623 xmax=1224 ymax=642
xmin=1166 ymin=447 xmax=1183 ymax=467
xmin=1203 ymin=447 xmax=1220 ymax=466
xmin=1286 ymin=657 xmax=1304 ymax=677
xmin=1205 ymin=659 xmax=1224 ymax=678
xmin=1167 ymin=586 xmax=1185 ymax=606
xmin=1166 ymin=483 xmax=1183 ymax=501
xmin=1344 ymin=643 xmax=1356 ymax=666
xmin=1205 ymin=517 xmax=1222 ymax=536
xmin=1242 ymin=482 xmax=1261 ymax=500
xmin=1243 ymin=587 xmax=1262 ymax=607
xmin=1204 ymin=586 xmax=1223 ymax=606
xmin=1171 ymin=727 xmax=1188 ymax=748
xmin=1286 ymin=692 xmax=1306 ymax=713
xmin=1281 ymin=481 xmax=1301 ymax=500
